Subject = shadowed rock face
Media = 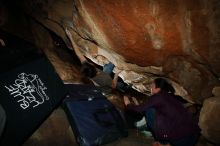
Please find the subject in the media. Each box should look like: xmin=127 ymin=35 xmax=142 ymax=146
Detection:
xmin=199 ymin=87 xmax=220 ymax=144
xmin=1 ymin=1 xmax=220 ymax=145
xmin=2 ymin=0 xmax=220 ymax=103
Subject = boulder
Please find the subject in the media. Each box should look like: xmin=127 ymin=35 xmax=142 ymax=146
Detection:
xmin=212 ymin=86 xmax=220 ymax=97
xmin=199 ymin=92 xmax=220 ymax=144
xmin=2 ymin=0 xmax=220 ymax=103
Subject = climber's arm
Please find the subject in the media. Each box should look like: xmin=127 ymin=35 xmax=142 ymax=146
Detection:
xmin=112 ymin=72 xmax=119 ymax=89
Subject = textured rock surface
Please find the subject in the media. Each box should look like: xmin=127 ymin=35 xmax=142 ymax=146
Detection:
xmin=29 ymin=21 xmax=83 ymax=83
xmin=199 ymin=87 xmax=220 ymax=144
xmin=212 ymin=86 xmax=220 ymax=97
xmin=20 ymin=0 xmax=220 ymax=103
xmin=1 ymin=1 xmax=220 ymax=145
xmin=1 ymin=0 xmax=220 ymax=102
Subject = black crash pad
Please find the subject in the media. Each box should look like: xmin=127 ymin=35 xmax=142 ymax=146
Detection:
xmin=0 ymin=30 xmax=67 ymax=146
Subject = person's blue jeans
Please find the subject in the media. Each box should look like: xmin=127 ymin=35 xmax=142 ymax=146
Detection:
xmin=145 ymin=108 xmax=156 ymax=131
xmin=145 ymin=108 xmax=169 ymax=144
xmin=103 ymin=62 xmax=115 ymax=74
xmin=103 ymin=62 xmax=128 ymax=92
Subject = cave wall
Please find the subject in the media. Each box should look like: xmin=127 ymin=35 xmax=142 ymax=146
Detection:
xmin=1 ymin=0 xmax=220 ymax=103
xmin=76 ymin=0 xmax=220 ymax=103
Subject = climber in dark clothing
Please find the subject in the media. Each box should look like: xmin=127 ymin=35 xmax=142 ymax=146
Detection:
xmin=80 ymin=60 xmax=130 ymax=95
xmin=124 ymin=78 xmax=200 ymax=146
xmin=80 ymin=61 xmax=116 ymax=90
xmin=65 ymin=28 xmax=129 ymax=94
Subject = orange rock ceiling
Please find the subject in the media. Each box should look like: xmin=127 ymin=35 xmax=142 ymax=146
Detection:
xmin=1 ymin=0 xmax=220 ymax=103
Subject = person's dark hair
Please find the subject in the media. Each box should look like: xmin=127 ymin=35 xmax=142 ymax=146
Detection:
xmin=154 ymin=78 xmax=175 ymax=94
xmin=80 ymin=62 xmax=97 ymax=78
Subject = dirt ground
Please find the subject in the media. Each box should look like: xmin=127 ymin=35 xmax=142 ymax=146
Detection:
xmin=23 ymin=107 xmax=215 ymax=146
xmin=23 ymin=107 xmax=154 ymax=146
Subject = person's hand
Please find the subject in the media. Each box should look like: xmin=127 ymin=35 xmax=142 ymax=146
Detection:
xmin=123 ymin=95 xmax=131 ymax=106
xmin=131 ymin=97 xmax=139 ymax=105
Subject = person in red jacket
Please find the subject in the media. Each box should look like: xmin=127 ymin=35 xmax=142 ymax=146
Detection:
xmin=124 ymin=78 xmax=200 ymax=146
